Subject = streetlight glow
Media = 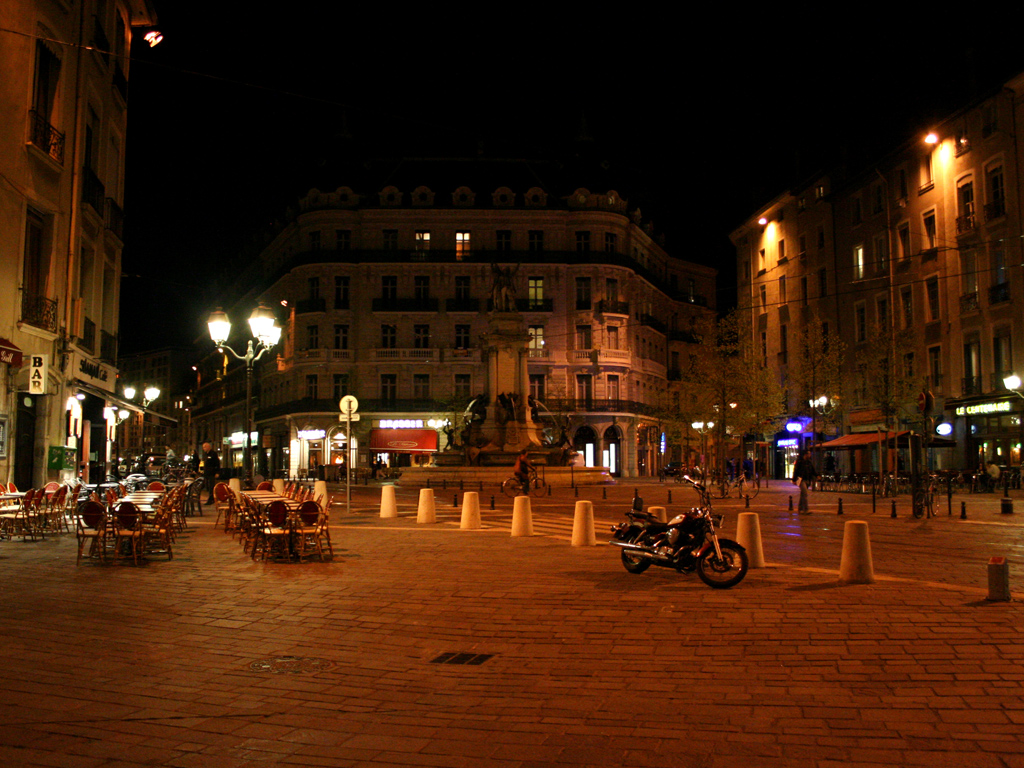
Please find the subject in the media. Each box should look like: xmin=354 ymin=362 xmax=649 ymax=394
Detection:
xmin=208 ymin=308 xmax=231 ymax=346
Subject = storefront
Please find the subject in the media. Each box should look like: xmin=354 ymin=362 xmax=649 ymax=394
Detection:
xmin=951 ymin=397 xmax=1017 ymax=471
xmin=369 ymin=423 xmax=438 ymax=467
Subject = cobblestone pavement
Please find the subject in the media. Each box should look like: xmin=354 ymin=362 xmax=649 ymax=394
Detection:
xmin=2 ymin=480 xmax=1024 ymax=767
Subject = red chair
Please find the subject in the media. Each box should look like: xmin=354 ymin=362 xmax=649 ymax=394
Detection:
xmin=147 ymin=481 xmax=165 ymax=492
xmin=252 ymin=500 xmax=291 ymax=561
xmin=111 ymin=501 xmax=143 ymax=565
xmin=76 ymin=500 xmax=108 ymax=564
xmin=256 ymin=481 xmax=272 ymax=491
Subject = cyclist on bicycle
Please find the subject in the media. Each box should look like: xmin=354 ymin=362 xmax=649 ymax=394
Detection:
xmin=513 ymin=451 xmax=534 ymax=495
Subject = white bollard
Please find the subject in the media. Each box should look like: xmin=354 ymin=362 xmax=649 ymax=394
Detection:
xmin=736 ymin=512 xmax=765 ymax=568
xmin=272 ymin=479 xmax=285 ymax=495
xmin=648 ymin=505 xmax=667 ymax=523
xmin=228 ymin=478 xmax=242 ymax=503
xmin=314 ymin=480 xmax=328 ymax=507
xmin=460 ymin=491 xmax=481 ymax=529
xmin=838 ymin=520 xmax=875 ymax=584
xmin=380 ymin=485 xmax=398 ymax=518
xmin=417 ymin=488 xmax=436 ymax=524
xmin=511 ymin=496 xmax=534 ymax=536
xmin=571 ymin=500 xmax=596 ymax=546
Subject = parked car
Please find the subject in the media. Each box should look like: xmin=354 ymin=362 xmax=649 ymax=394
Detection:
xmin=661 ymin=462 xmax=687 ymax=477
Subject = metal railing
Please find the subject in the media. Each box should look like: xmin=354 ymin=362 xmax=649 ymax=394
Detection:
xmin=21 ymin=293 xmax=58 ymax=333
xmin=28 ymin=110 xmax=65 ymax=164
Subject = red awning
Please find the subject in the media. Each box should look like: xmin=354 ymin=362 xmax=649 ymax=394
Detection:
xmin=817 ymin=430 xmax=955 ymax=449
xmin=0 ymin=337 xmax=23 ymax=367
xmin=369 ymin=428 xmax=438 ymax=453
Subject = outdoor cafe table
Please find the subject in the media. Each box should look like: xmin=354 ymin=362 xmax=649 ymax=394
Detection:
xmin=120 ymin=491 xmax=164 ymax=515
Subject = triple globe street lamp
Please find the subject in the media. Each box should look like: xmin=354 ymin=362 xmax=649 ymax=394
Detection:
xmin=207 ymin=304 xmax=281 ymax=488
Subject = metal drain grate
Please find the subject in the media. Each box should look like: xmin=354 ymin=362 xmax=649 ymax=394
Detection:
xmin=249 ymin=656 xmax=334 ymax=674
xmin=430 ymin=652 xmax=494 ymax=666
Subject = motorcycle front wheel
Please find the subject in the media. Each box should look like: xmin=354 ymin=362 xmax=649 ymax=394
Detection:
xmin=696 ymin=539 xmax=748 ymax=589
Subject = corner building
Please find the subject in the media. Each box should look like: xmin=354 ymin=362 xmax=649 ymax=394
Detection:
xmin=732 ymin=72 xmax=1024 ymax=475
xmin=193 ymin=159 xmax=715 ymax=479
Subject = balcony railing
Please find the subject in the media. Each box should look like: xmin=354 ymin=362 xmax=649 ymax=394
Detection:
xmin=28 ymin=110 xmax=65 ymax=164
xmin=295 ymin=297 xmax=326 ymax=314
xmin=516 ymin=298 xmax=553 ymax=312
xmin=640 ymin=314 xmax=667 ymax=334
xmin=100 ymin=330 xmax=117 ymax=362
xmin=372 ymin=297 xmax=439 ymax=312
xmin=81 ymin=167 xmax=105 ymax=214
xmin=962 ymin=376 xmax=983 ymax=396
xmin=570 ymin=349 xmax=632 ymax=367
xmin=985 ymin=200 xmax=1006 ymax=221
xmin=105 ymin=198 xmax=124 ymax=240
xmin=445 ymin=297 xmax=480 ymax=313
xmin=989 ymin=282 xmax=1011 ymax=305
xmin=296 ymin=348 xmax=353 ymax=362
xmin=959 ymin=292 xmax=979 ymax=313
xmin=21 ymin=293 xmax=58 ymax=333
xmin=372 ymin=348 xmax=439 ymax=362
xmin=920 ymin=247 xmax=938 ymax=262
xmin=528 ymin=347 xmax=550 ymax=359
xmin=542 ymin=398 xmax=659 ymax=416
xmin=80 ymin=316 xmax=96 ymax=353
xmin=597 ymin=299 xmax=630 ymax=315
xmin=955 ymin=213 xmax=976 ymax=234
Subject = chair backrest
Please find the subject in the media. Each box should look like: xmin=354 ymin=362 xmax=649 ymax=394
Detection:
xmin=256 ymin=481 xmax=272 ymax=491
xmin=50 ymin=485 xmax=66 ymax=506
xmin=118 ymin=483 xmax=127 ymax=496
xmin=214 ymin=482 xmax=231 ymax=502
xmin=298 ymin=500 xmax=320 ymax=525
xmin=44 ymin=481 xmax=60 ymax=492
xmin=266 ymin=500 xmax=289 ymax=528
xmin=21 ymin=488 xmax=36 ymax=509
xmin=115 ymin=500 xmax=140 ymax=530
xmin=147 ymin=481 xmax=165 ymax=491
xmin=7 ymin=482 xmax=16 ymax=493
xmin=79 ymin=500 xmax=106 ymax=530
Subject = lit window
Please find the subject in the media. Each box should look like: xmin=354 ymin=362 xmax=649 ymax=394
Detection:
xmin=455 ymin=231 xmax=470 ymax=260
xmin=414 ymin=231 xmax=430 ymax=251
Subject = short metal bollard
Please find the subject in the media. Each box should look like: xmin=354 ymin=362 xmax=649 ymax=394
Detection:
xmin=961 ymin=501 xmax=967 ymax=519
xmin=490 ymin=495 xmax=495 ymax=510
xmin=442 ymin=479 xmax=447 ymax=491
xmin=668 ymin=489 xmax=672 ymax=504
xmin=460 ymin=480 xmax=464 ymax=491
xmin=838 ymin=497 xmax=843 ymax=515
xmin=547 ymin=484 xmax=551 ymax=496
xmin=890 ymin=500 xmax=896 ymax=518
xmin=574 ymin=485 xmax=579 ymax=497
xmin=988 ymin=556 xmax=1011 ymax=601
xmin=426 ymin=479 xmax=431 ymax=489
xmin=789 ymin=496 xmax=793 ymax=511
xmin=745 ymin=494 xmax=750 ymax=508
xmin=453 ymin=494 xmax=458 ymax=507
xmin=1002 ymin=496 xmax=1014 ymax=515
xmin=602 ymin=487 xmax=607 ymax=499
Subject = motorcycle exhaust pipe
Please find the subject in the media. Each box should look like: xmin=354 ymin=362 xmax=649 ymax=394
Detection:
xmin=609 ymin=540 xmax=671 ymax=562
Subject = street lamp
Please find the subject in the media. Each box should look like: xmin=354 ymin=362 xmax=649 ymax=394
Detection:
xmin=691 ymin=420 xmax=714 ymax=477
xmin=1003 ymin=374 xmax=1023 ymax=474
xmin=207 ymin=304 xmax=281 ymax=488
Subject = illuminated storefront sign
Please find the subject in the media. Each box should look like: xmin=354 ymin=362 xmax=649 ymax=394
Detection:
xmin=228 ymin=431 xmax=258 ymax=446
xmin=297 ymin=429 xmax=326 ymax=440
xmin=379 ymin=419 xmax=424 ymax=429
xmin=777 ymin=438 xmax=799 ymax=447
xmin=955 ymin=401 xmax=1011 ymax=416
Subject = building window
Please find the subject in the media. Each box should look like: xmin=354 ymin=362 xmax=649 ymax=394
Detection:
xmin=957 ymin=178 xmax=975 ymax=232
xmin=760 ymin=331 xmax=767 ymax=367
xmin=455 ymin=275 xmax=470 ymax=302
xmin=332 ymin=373 xmax=349 ymax=401
xmin=897 ymin=168 xmax=908 ymax=199
xmin=380 ymin=374 xmax=396 ymax=403
xmin=334 ymin=276 xmax=350 ymax=309
xmin=575 ymin=277 xmax=591 ymax=310
xmin=853 ymin=244 xmax=865 ymax=280
xmin=904 ymin=352 xmax=915 ymax=380
xmin=414 ymin=230 xmax=430 ymax=251
xmin=901 ymin=289 xmax=913 ymax=329
xmin=818 ymin=268 xmax=827 ymax=299
xmin=528 ymin=325 xmax=544 ymax=353
xmin=308 ymin=276 xmax=320 ymax=299
xmin=528 ymin=230 xmax=544 ymax=252
xmin=607 ymin=374 xmax=620 ymax=401
xmin=336 ymin=230 xmax=351 ymax=250
xmin=576 ymin=325 xmax=592 ymax=350
xmin=607 ymin=325 xmax=619 ymax=350
xmin=855 ymin=304 xmax=867 ymax=343
xmin=333 ymin=324 xmax=348 ymax=350
xmin=992 ymin=246 xmax=1007 ymax=286
xmin=382 ymin=275 xmax=397 ymax=302
xmin=575 ymin=231 xmax=591 ymax=253
xmin=778 ymin=238 xmax=786 ymax=261
xmin=381 ymin=324 xmax=396 ymax=349
xmin=383 ymin=229 xmax=398 ymax=250
xmin=759 ymin=284 xmax=767 ymax=310
xmin=576 ymin=374 xmax=593 ymax=404
xmin=897 ymin=224 xmax=910 ymax=259
xmin=928 ymin=346 xmax=941 ymax=390
xmin=413 ymin=374 xmax=430 ymax=400
xmin=779 ymin=275 xmax=787 ymax=304
xmin=923 ymin=213 xmax=937 ymax=251
xmin=306 ymin=374 xmax=319 ymax=400
xmin=413 ymin=324 xmax=430 ymax=348
xmin=605 ymin=278 xmax=619 ymax=303
xmin=852 ymin=199 xmax=862 ymax=225
xmin=528 ymin=277 xmax=544 ymax=309
xmin=605 ymin=232 xmax=617 ymax=253
xmin=987 ymin=165 xmax=1006 ymax=219
xmin=529 ymin=374 xmax=544 ymax=402
xmin=309 ymin=231 xmax=321 ymax=250
xmin=758 ymin=249 xmax=766 ymax=272
xmin=877 ymin=296 xmax=888 ymax=331
xmin=800 ymin=276 xmax=808 ymax=306
xmin=455 ymin=324 xmax=471 ymax=349
xmin=816 ymin=225 xmax=825 ymax=250
xmin=926 ymin=277 xmax=940 ymax=321
xmin=496 ymin=230 xmax=512 ymax=251
xmin=961 ymin=250 xmax=978 ymax=296
xmin=414 ymin=275 xmax=430 ymax=301
xmin=964 ymin=335 xmax=981 ymax=391
xmin=873 ymin=233 xmax=889 ymax=272
xmin=455 ymin=231 xmax=470 ymax=260
xmin=454 ymin=374 xmax=471 ymax=400
xmin=307 ymin=324 xmax=319 ymax=349
xmin=994 ymin=328 xmax=1012 ymax=380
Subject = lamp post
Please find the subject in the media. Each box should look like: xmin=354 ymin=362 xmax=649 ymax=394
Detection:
xmin=207 ymin=304 xmax=281 ymax=488
xmin=691 ymin=420 xmax=714 ymax=478
xmin=1003 ymin=375 xmax=1024 ymax=484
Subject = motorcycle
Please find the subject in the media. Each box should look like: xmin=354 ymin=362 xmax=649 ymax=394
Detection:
xmin=608 ymin=475 xmax=748 ymax=589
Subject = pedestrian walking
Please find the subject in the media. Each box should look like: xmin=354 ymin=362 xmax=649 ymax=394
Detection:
xmin=202 ymin=442 xmax=221 ymax=504
xmin=793 ymin=449 xmax=817 ymax=514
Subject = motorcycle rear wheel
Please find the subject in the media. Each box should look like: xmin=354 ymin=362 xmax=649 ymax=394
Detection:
xmin=696 ymin=540 xmax=748 ymax=589
xmin=621 ymin=548 xmax=651 ymax=573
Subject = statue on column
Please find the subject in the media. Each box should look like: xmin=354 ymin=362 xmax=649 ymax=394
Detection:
xmin=490 ymin=263 xmax=519 ymax=312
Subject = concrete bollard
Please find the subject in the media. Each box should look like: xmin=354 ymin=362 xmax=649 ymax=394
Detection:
xmin=571 ymin=500 xmax=596 ymax=546
xmin=314 ymin=480 xmax=328 ymax=507
xmin=511 ymin=496 xmax=534 ymax=537
xmin=460 ymin=492 xmax=481 ymax=530
xmin=272 ymin=479 xmax=285 ymax=495
xmin=416 ymin=488 xmax=436 ymax=524
xmin=379 ymin=485 xmax=398 ymax=518
xmin=988 ymin=556 xmax=1011 ymax=601
xmin=648 ymin=505 xmax=667 ymax=523
xmin=229 ymin=478 xmax=242 ymax=503
xmin=838 ymin=520 xmax=875 ymax=585
xmin=736 ymin=512 xmax=765 ymax=568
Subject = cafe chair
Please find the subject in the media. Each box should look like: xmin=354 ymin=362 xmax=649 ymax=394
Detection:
xmin=147 ymin=481 xmax=166 ymax=492
xmin=256 ymin=481 xmax=272 ymax=491
xmin=111 ymin=501 xmax=143 ymax=565
xmin=212 ymin=482 xmax=235 ymax=529
xmin=76 ymin=500 xmax=108 ymax=564
xmin=294 ymin=500 xmax=324 ymax=561
xmin=252 ymin=500 xmax=291 ymax=561
xmin=141 ymin=506 xmax=174 ymax=560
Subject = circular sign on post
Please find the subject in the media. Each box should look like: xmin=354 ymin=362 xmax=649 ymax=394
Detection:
xmin=339 ymin=395 xmax=359 ymax=414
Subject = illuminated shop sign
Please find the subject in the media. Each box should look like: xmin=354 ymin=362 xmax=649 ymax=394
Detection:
xmin=229 ymin=431 xmax=258 ymax=446
xmin=777 ymin=438 xmax=799 ymax=447
xmin=379 ymin=419 xmax=424 ymax=429
xmin=297 ymin=429 xmax=327 ymax=440
xmin=955 ymin=401 xmax=1011 ymax=416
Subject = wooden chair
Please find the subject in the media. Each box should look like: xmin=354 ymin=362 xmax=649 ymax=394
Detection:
xmin=147 ymin=481 xmax=166 ymax=492
xmin=76 ymin=500 xmax=108 ymax=564
xmin=141 ymin=506 xmax=174 ymax=560
xmin=46 ymin=485 xmax=69 ymax=533
xmin=212 ymin=482 xmax=235 ymax=529
xmin=294 ymin=500 xmax=324 ymax=561
xmin=256 ymin=481 xmax=272 ymax=491
xmin=252 ymin=500 xmax=291 ymax=561
xmin=111 ymin=501 xmax=143 ymax=565
xmin=7 ymin=482 xmax=16 ymax=493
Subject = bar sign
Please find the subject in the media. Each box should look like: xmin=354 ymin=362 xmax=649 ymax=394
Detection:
xmin=29 ymin=354 xmax=47 ymax=395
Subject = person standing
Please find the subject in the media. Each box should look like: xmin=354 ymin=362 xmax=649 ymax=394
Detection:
xmin=792 ymin=449 xmax=817 ymax=514
xmin=202 ymin=442 xmax=220 ymax=505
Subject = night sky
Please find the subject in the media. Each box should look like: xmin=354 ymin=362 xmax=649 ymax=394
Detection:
xmin=118 ymin=10 xmax=1024 ymax=355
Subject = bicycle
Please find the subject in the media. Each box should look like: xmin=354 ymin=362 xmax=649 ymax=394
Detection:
xmin=912 ymin=475 xmax=938 ymax=519
xmin=501 ymin=469 xmax=546 ymax=498
xmin=713 ymin=474 xmax=760 ymax=500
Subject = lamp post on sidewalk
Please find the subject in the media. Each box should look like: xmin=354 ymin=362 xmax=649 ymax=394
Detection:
xmin=207 ymin=305 xmax=281 ymax=488
xmin=1003 ymin=375 xmax=1024 ymax=488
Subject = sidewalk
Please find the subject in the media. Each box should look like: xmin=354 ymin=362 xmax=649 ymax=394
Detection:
xmin=1 ymin=486 xmax=1023 ymax=767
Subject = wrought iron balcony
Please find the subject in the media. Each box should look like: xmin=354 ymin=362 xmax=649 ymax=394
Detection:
xmin=445 ymin=297 xmax=480 ymax=312
xmin=21 ymin=293 xmax=58 ymax=333
xmin=959 ymin=292 xmax=979 ymax=313
xmin=641 ymin=314 xmax=667 ymax=334
xmin=516 ymin=298 xmax=553 ymax=312
xmin=80 ymin=316 xmax=96 ymax=353
xmin=100 ymin=330 xmax=117 ymax=362
xmin=81 ymin=168 xmax=105 ymax=214
xmin=955 ymin=213 xmax=976 ymax=234
xmin=105 ymin=198 xmax=124 ymax=240
xmin=28 ymin=110 xmax=64 ymax=164
xmin=596 ymin=299 xmax=630 ymax=315
xmin=990 ymin=282 xmax=1011 ymax=305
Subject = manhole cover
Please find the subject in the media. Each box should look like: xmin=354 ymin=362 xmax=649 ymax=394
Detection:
xmin=248 ymin=656 xmax=334 ymax=674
